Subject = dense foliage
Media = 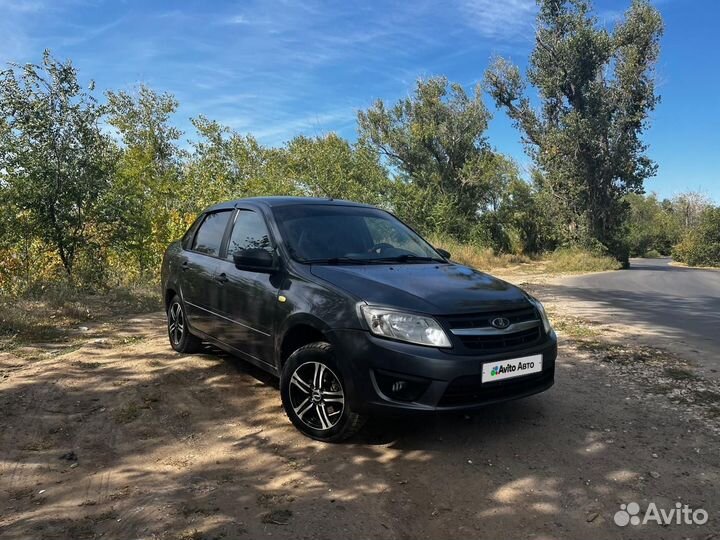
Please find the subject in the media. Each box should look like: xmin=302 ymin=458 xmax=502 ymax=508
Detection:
xmin=625 ymin=193 xmax=680 ymax=257
xmin=673 ymin=207 xmax=720 ymax=267
xmin=0 ymin=52 xmax=117 ymax=284
xmin=624 ymin=191 xmax=714 ymax=259
xmin=358 ymin=77 xmax=493 ymax=237
xmin=0 ymin=56 xmax=542 ymax=291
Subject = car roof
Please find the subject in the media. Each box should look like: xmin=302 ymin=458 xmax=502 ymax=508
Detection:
xmin=204 ymin=196 xmax=377 ymax=213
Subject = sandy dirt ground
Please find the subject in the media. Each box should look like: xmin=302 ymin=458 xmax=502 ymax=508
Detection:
xmin=1 ymin=276 xmax=719 ymax=540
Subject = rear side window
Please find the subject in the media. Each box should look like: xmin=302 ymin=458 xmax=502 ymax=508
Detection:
xmin=226 ymin=210 xmax=272 ymax=260
xmin=181 ymin=215 xmax=203 ymax=249
xmin=191 ymin=210 xmax=232 ymax=256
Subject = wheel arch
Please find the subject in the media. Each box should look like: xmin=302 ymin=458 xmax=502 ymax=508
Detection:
xmin=276 ymin=314 xmax=336 ymax=370
xmin=164 ymin=287 xmax=177 ymax=311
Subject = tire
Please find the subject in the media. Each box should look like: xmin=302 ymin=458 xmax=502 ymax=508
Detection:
xmin=280 ymin=342 xmax=366 ymax=442
xmin=167 ymin=295 xmax=202 ymax=354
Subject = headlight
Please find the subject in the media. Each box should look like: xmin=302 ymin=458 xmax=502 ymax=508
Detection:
xmin=360 ymin=306 xmax=451 ymax=348
xmin=527 ymin=296 xmax=552 ymax=334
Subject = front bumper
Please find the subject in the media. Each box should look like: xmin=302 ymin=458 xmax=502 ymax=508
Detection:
xmin=329 ymin=328 xmax=557 ymax=414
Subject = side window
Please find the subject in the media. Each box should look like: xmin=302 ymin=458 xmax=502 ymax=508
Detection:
xmin=191 ymin=210 xmax=232 ymax=256
xmin=181 ymin=215 xmax=203 ymax=250
xmin=226 ymin=210 xmax=272 ymax=260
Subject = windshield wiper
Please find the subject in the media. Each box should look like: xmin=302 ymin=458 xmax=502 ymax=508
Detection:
xmin=372 ymin=254 xmax=446 ymax=264
xmin=301 ymin=257 xmax=371 ymax=265
xmin=301 ymin=254 xmax=446 ymax=265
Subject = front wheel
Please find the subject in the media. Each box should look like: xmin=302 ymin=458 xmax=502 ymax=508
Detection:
xmin=167 ymin=295 xmax=202 ymax=353
xmin=280 ymin=342 xmax=366 ymax=442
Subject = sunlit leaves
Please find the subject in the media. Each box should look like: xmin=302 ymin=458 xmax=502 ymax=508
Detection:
xmin=0 ymin=50 xmax=116 ymax=279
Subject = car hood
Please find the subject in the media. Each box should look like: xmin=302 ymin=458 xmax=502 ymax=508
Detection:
xmin=310 ymin=262 xmax=530 ymax=314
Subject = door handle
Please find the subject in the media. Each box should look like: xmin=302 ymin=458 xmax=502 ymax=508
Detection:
xmin=215 ymin=273 xmax=229 ymax=284
xmin=181 ymin=261 xmax=189 ymax=271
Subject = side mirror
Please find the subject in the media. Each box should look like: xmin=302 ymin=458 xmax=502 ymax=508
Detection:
xmin=232 ymin=249 xmax=277 ymax=273
xmin=435 ymin=247 xmax=451 ymax=259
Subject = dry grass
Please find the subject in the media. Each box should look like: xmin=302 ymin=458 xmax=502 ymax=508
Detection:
xmin=0 ymin=281 xmax=161 ymax=350
xmin=544 ymin=247 xmax=621 ymax=273
xmin=429 ymin=236 xmax=621 ymax=275
xmin=428 ymin=235 xmax=533 ymax=271
xmin=547 ymin=311 xmax=601 ymax=339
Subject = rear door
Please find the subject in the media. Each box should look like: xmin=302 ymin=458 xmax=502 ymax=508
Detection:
xmin=215 ymin=208 xmax=279 ymax=365
xmin=180 ymin=209 xmax=233 ymax=337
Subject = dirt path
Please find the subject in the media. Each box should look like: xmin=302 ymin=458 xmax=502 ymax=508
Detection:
xmin=1 ymin=302 xmax=719 ymax=539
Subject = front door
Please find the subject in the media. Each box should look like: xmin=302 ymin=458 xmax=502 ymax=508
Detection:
xmin=216 ymin=208 xmax=279 ymax=365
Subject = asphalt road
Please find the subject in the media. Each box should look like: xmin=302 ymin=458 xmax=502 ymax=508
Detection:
xmin=542 ymin=257 xmax=720 ymax=371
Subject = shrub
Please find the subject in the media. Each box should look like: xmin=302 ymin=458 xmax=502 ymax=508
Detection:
xmin=672 ymin=207 xmax=720 ymax=267
xmin=428 ymin=235 xmax=531 ymax=271
xmin=545 ymin=247 xmax=622 ymax=273
xmin=643 ymin=249 xmax=662 ymax=258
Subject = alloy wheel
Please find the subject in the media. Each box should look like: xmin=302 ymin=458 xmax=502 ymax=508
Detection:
xmin=288 ymin=361 xmax=345 ymax=431
xmin=168 ymin=302 xmax=185 ymax=345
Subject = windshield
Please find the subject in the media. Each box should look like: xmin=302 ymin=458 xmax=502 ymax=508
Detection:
xmin=272 ymin=204 xmax=445 ymax=264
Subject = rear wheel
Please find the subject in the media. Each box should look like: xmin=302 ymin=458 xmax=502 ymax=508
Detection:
xmin=280 ymin=342 xmax=365 ymax=442
xmin=167 ymin=295 xmax=202 ymax=353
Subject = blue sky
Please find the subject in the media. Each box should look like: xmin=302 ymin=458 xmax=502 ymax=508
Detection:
xmin=2 ymin=0 xmax=718 ymax=201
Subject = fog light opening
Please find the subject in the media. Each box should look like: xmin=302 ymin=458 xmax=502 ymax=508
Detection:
xmin=374 ymin=370 xmax=430 ymax=402
xmin=391 ymin=381 xmax=407 ymax=393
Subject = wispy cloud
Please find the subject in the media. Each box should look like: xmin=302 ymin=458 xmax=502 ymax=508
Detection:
xmin=59 ymin=17 xmax=125 ymax=47
xmin=244 ymin=108 xmax=357 ymax=144
xmin=0 ymin=0 xmax=45 ymax=62
xmin=0 ymin=0 xmax=46 ymax=13
xmin=225 ymin=14 xmax=250 ymax=25
xmin=1 ymin=0 xmax=513 ymax=145
xmin=457 ymin=0 xmax=537 ymax=42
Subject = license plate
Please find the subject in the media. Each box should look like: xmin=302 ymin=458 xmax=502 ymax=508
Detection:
xmin=482 ymin=354 xmax=543 ymax=383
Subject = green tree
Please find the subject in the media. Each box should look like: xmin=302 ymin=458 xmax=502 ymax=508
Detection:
xmin=358 ymin=76 xmax=494 ymax=237
xmin=524 ymin=169 xmax=570 ymax=252
xmin=282 ymin=133 xmax=390 ymax=205
xmin=625 ymin=193 xmax=681 ymax=256
xmin=105 ymin=85 xmax=185 ymax=274
xmin=472 ymin=155 xmax=523 ymax=251
xmin=185 ymin=116 xmax=289 ymax=211
xmin=472 ymin=160 xmax=563 ymax=254
xmin=485 ymin=0 xmax=663 ymax=264
xmin=671 ymin=191 xmax=712 ymax=231
xmin=673 ymin=207 xmax=720 ymax=267
xmin=0 ymin=51 xmax=116 ymax=279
